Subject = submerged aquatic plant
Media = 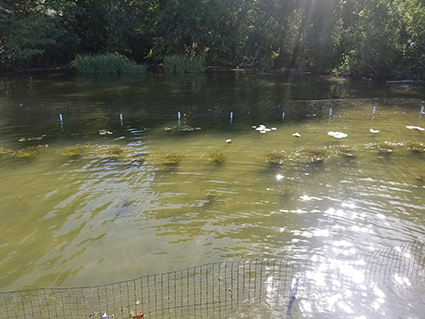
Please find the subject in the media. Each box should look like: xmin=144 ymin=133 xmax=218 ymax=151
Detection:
xmin=60 ymin=144 xmax=92 ymax=157
xmin=203 ymin=149 xmax=227 ymax=163
xmin=404 ymin=141 xmax=425 ymax=153
xmin=336 ymin=145 xmax=358 ymax=158
xmin=259 ymin=150 xmax=286 ymax=164
xmin=0 ymin=147 xmax=11 ymax=157
xmin=100 ymin=145 xmax=126 ymax=158
xmin=157 ymin=151 xmax=186 ymax=165
xmin=290 ymin=146 xmax=331 ymax=163
xmin=15 ymin=145 xmax=46 ymax=158
xmin=375 ymin=142 xmax=395 ymax=153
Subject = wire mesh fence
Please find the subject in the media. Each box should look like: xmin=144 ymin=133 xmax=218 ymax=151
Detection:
xmin=1 ymin=239 xmax=425 ymax=319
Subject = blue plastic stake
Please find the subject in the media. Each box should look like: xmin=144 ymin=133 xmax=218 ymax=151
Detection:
xmin=282 ymin=112 xmax=285 ymax=121
xmin=120 ymin=114 xmax=123 ymax=126
xmin=329 ymin=108 xmax=332 ymax=120
xmin=287 ymin=277 xmax=299 ymax=315
xmin=420 ymin=105 xmax=424 ymax=118
xmin=178 ymin=112 xmax=181 ymax=125
xmin=230 ymin=112 xmax=233 ymax=123
xmin=59 ymin=114 xmax=64 ymax=131
xmin=372 ymin=106 xmax=376 ymax=120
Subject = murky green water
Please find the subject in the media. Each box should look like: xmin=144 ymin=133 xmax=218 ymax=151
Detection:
xmin=0 ymin=72 xmax=424 ymax=316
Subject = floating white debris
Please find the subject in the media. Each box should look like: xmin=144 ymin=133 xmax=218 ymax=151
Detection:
xmin=328 ymin=131 xmax=347 ymax=138
xmin=163 ymin=127 xmax=173 ymax=131
xmin=99 ymin=129 xmax=113 ymax=135
xmin=370 ymin=129 xmax=380 ymax=133
xmin=292 ymin=133 xmax=301 ymax=137
xmin=254 ymin=124 xmax=276 ymax=133
xmin=19 ymin=134 xmax=46 ymax=141
xmin=334 ymin=132 xmax=348 ymax=138
xmin=406 ymin=126 xmax=424 ymax=131
xmin=276 ymin=174 xmax=284 ymax=181
xmin=226 ymin=139 xmax=232 ymax=143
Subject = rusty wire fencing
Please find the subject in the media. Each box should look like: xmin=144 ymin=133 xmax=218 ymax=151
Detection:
xmin=1 ymin=240 xmax=425 ymax=319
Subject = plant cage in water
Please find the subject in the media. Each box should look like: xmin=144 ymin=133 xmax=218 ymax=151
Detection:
xmin=1 ymin=240 xmax=425 ymax=318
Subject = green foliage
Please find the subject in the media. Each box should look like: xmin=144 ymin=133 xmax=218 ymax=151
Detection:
xmin=1 ymin=0 xmax=425 ymax=78
xmin=72 ymin=53 xmax=147 ymax=74
xmin=336 ymin=0 xmax=425 ymax=79
xmin=0 ymin=1 xmax=79 ymax=70
xmin=162 ymin=55 xmax=206 ymax=73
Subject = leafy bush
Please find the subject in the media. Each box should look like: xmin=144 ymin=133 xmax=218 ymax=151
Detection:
xmin=162 ymin=55 xmax=206 ymax=73
xmin=72 ymin=53 xmax=147 ymax=74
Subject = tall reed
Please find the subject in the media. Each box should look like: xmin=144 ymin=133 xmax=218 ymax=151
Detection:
xmin=72 ymin=53 xmax=147 ymax=74
xmin=162 ymin=55 xmax=206 ymax=73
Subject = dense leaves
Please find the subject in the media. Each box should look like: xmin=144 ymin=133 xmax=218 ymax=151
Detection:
xmin=0 ymin=0 xmax=424 ymax=79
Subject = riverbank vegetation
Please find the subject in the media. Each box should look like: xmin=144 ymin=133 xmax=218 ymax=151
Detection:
xmin=1 ymin=0 xmax=425 ymax=79
xmin=72 ymin=54 xmax=146 ymax=74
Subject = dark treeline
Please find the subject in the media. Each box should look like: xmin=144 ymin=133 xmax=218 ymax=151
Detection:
xmin=1 ymin=0 xmax=425 ymax=79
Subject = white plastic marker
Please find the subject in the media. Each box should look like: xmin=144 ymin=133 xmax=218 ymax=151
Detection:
xmin=178 ymin=112 xmax=181 ymax=125
xmin=120 ymin=114 xmax=123 ymax=126
xmin=230 ymin=112 xmax=233 ymax=123
xmin=282 ymin=112 xmax=285 ymax=121
xmin=59 ymin=114 xmax=64 ymax=131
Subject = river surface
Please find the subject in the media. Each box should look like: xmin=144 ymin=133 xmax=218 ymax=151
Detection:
xmin=0 ymin=72 xmax=424 ymax=317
